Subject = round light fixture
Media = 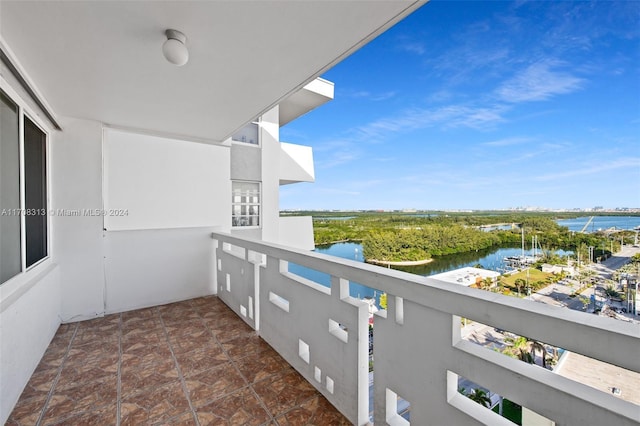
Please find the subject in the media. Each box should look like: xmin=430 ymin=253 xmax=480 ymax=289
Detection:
xmin=163 ymin=29 xmax=189 ymax=66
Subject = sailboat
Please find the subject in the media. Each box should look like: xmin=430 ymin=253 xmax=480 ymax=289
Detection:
xmin=503 ymin=226 xmax=537 ymax=268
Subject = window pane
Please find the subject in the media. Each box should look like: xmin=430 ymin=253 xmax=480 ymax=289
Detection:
xmin=231 ymin=181 xmax=260 ymax=227
xmin=231 ymin=123 xmax=259 ymax=145
xmin=24 ymin=117 xmax=47 ymax=267
xmin=0 ymin=91 xmax=21 ymax=283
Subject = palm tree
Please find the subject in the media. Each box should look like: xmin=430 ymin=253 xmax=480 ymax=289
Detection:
xmin=468 ymin=388 xmax=492 ymax=408
xmin=529 ymin=340 xmax=548 ymax=368
xmin=518 ymin=348 xmax=534 ymax=364
xmin=504 ymin=336 xmax=549 ymax=367
xmin=504 ymin=335 xmax=528 ymax=355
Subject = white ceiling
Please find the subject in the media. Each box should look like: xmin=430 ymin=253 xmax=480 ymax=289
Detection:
xmin=0 ymin=1 xmax=425 ymax=143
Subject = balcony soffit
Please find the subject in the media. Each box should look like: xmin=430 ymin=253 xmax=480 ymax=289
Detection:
xmin=0 ymin=0 xmax=426 ymax=143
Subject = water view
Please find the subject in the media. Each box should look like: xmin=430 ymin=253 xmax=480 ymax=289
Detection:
xmin=288 ymin=242 xmax=573 ymax=304
xmin=556 ymin=215 xmax=640 ymax=232
xmin=289 ymin=216 xmax=639 ymax=303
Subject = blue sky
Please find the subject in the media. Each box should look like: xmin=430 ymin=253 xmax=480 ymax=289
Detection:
xmin=280 ymin=0 xmax=639 ymax=211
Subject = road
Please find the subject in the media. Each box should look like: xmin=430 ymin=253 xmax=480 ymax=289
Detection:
xmin=377 ymin=246 xmax=640 ymax=418
xmin=456 ymin=245 xmax=640 ymax=406
xmin=589 ymin=245 xmax=639 ymax=279
xmin=461 ymin=245 xmax=640 ymax=345
xmin=533 ymin=245 xmax=640 ymax=314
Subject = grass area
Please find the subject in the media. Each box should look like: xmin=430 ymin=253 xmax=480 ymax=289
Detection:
xmin=500 ymin=268 xmax=555 ymax=291
xmin=493 ymin=398 xmax=522 ymax=425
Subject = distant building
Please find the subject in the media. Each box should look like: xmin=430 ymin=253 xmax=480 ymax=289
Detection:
xmin=431 ymin=267 xmax=500 ymax=287
xmin=554 ymin=352 xmax=640 ymax=406
xmin=541 ymin=264 xmax=575 ymax=276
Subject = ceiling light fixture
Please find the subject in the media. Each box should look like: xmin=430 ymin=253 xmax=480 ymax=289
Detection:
xmin=162 ymin=29 xmax=189 ymax=66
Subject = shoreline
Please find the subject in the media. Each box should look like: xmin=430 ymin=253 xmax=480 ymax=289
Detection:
xmin=367 ymin=258 xmax=434 ymax=266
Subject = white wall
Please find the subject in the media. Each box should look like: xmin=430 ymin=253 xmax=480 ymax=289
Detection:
xmin=279 ymin=216 xmax=315 ymax=250
xmin=230 ymin=143 xmax=262 ymax=182
xmin=104 ymin=227 xmax=217 ymax=313
xmin=522 ymin=407 xmax=556 ymax=426
xmin=103 ymin=128 xmax=230 ymax=231
xmin=0 ymin=265 xmax=61 ymax=424
xmin=53 ymin=117 xmax=105 ymax=321
xmin=102 ymin=128 xmax=231 ymax=312
xmin=0 ymin=57 xmax=65 ymax=425
xmin=260 ymin=106 xmax=281 ymax=244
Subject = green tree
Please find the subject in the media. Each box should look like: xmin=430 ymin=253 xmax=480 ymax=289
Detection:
xmin=605 ymin=285 xmax=620 ymax=298
xmin=518 ymin=349 xmax=534 ymax=364
xmin=503 ymin=336 xmax=550 ymax=368
xmin=467 ymin=388 xmax=492 ymax=408
xmin=529 ymin=340 xmax=548 ymax=368
xmin=483 ymin=277 xmax=494 ymax=291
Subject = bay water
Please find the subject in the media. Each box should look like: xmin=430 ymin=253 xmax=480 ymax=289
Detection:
xmin=289 ymin=215 xmax=638 ymax=303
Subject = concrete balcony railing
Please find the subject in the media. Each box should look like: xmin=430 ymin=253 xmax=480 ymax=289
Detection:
xmin=211 ymin=232 xmax=639 ymax=426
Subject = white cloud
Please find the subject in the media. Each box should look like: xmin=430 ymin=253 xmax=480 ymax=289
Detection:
xmin=497 ymin=60 xmax=585 ymax=103
xmin=340 ymin=89 xmax=397 ymax=102
xmin=316 ymin=150 xmax=361 ymax=170
xmin=317 ymin=187 xmax=360 ymax=196
xmin=369 ymin=91 xmax=397 ymax=102
xmin=482 ymin=137 xmax=533 ymax=147
xmin=354 ymin=103 xmax=507 ymax=140
xmin=398 ymin=41 xmax=426 ymax=56
xmin=534 ymin=157 xmax=640 ymax=181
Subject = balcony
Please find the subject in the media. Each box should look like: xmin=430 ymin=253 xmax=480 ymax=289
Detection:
xmin=279 ymin=142 xmax=315 ymax=185
xmin=7 ymin=296 xmax=350 ymax=425
xmin=279 ymin=78 xmax=335 ymax=127
xmin=8 ymin=232 xmax=640 ymax=425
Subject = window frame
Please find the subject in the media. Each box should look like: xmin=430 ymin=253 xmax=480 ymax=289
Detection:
xmin=230 ymin=120 xmax=261 ymax=147
xmin=231 ymin=180 xmax=261 ymax=229
xmin=0 ymin=77 xmax=52 ymax=287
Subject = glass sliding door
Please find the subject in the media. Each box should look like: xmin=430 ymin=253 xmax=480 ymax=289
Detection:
xmin=0 ymin=90 xmax=21 ymax=283
xmin=24 ymin=117 xmax=47 ymax=267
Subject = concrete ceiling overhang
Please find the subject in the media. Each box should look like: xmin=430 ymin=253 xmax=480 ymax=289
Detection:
xmin=279 ymin=78 xmax=334 ymax=127
xmin=0 ymin=0 xmax=426 ymax=143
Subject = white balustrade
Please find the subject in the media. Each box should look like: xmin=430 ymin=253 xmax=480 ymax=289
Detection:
xmin=213 ymin=232 xmax=639 ymax=426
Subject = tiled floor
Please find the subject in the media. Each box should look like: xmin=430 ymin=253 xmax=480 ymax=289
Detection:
xmin=7 ymin=296 xmax=350 ymax=426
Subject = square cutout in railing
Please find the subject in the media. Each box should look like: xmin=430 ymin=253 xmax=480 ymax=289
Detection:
xmin=326 ymin=376 xmax=334 ymax=394
xmin=269 ymin=291 xmax=290 ymax=313
xmin=328 ymin=318 xmax=348 ymax=343
xmin=283 ymin=260 xmax=331 ymax=295
xmin=458 ymin=318 xmax=564 ymax=371
xmin=299 ymin=339 xmax=310 ymax=364
xmin=222 ymin=242 xmax=246 ymax=259
xmin=447 ymin=371 xmax=524 ymax=424
xmin=386 ymin=388 xmax=410 ymax=426
xmin=284 ymin=260 xmax=385 ymax=308
xmin=449 ymin=370 xmax=544 ymax=425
